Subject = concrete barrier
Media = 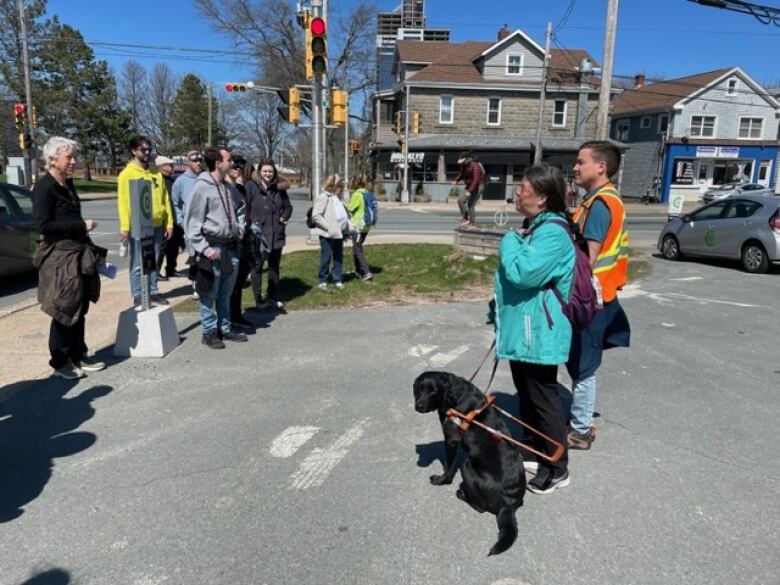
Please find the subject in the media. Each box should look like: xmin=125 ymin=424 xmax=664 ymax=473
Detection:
xmin=454 ymin=226 xmax=507 ymax=256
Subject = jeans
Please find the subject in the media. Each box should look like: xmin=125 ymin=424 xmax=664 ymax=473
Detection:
xmin=199 ymin=249 xmax=239 ymax=335
xmin=318 ymin=237 xmax=343 ymax=284
xmin=457 ymin=187 xmax=482 ymax=223
xmin=129 ymin=226 xmax=164 ymax=298
xmin=351 ymin=231 xmax=370 ymax=276
xmin=569 ymin=375 xmax=596 ymax=434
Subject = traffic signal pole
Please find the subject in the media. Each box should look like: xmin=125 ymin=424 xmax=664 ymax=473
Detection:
xmin=401 ymin=84 xmax=410 ymax=204
xmin=311 ymin=0 xmax=324 ymax=198
xmin=18 ymin=0 xmax=36 ymax=185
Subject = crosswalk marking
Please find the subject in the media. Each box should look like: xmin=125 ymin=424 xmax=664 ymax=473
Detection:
xmin=289 ymin=418 xmax=370 ymax=490
xmin=428 ymin=344 xmax=469 ymax=368
xmin=408 ymin=344 xmax=438 ymax=357
xmin=270 ymin=426 xmax=320 ymax=458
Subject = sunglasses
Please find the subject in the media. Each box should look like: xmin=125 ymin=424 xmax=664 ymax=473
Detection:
xmin=188 ymin=153 xmax=203 ymax=162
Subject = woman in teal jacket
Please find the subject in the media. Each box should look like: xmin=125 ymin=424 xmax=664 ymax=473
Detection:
xmin=493 ymin=163 xmax=575 ymax=495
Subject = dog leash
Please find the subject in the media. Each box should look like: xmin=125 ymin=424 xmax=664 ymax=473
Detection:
xmin=468 ymin=340 xmax=499 ymax=394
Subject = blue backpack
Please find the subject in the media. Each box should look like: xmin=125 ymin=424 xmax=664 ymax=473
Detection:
xmin=362 ymin=191 xmax=379 ymax=226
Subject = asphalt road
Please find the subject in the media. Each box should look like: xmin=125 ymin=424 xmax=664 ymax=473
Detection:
xmin=0 ymin=194 xmax=668 ymax=310
xmin=1 ymin=252 xmax=778 ymax=585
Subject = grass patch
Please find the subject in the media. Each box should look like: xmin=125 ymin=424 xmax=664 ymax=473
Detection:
xmin=73 ymin=177 xmax=117 ymax=194
xmin=175 ymin=243 xmax=653 ymax=313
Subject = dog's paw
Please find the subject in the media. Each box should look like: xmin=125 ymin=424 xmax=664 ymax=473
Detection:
xmin=429 ymin=473 xmax=453 ymax=485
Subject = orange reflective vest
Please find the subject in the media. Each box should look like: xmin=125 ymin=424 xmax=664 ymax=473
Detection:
xmin=572 ymin=182 xmax=629 ymax=303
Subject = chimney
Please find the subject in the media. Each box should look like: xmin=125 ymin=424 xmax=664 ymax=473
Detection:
xmin=497 ymin=24 xmax=510 ymax=41
xmin=634 ymin=73 xmax=646 ymax=89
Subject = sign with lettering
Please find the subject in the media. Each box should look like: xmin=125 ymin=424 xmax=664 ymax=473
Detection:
xmin=696 ymin=145 xmax=717 ymax=158
xmin=390 ymin=152 xmax=424 ymax=163
xmin=718 ymin=146 xmax=739 ymax=158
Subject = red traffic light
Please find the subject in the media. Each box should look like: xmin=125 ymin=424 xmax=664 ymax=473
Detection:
xmin=13 ymin=103 xmax=25 ymax=114
xmin=224 ymin=83 xmax=234 ymax=92
xmin=310 ymin=16 xmax=325 ymax=35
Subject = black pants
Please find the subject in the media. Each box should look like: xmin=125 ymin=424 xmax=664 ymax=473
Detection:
xmin=509 ymin=361 xmax=568 ymax=474
xmin=49 ymin=298 xmax=89 ymax=369
xmin=158 ymin=225 xmax=184 ymax=276
xmin=229 ymin=255 xmax=253 ymax=320
xmin=254 ymin=248 xmax=283 ymax=301
xmin=351 ymin=232 xmax=371 ymax=276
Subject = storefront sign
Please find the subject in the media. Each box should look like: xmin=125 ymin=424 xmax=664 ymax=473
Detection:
xmin=718 ymin=146 xmax=739 ymax=158
xmin=668 ymin=193 xmax=685 ymax=217
xmin=696 ymin=145 xmax=717 ymax=158
xmin=390 ymin=152 xmax=424 ymax=163
xmin=673 ymin=159 xmax=694 ymax=185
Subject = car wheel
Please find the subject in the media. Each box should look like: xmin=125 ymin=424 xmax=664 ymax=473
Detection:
xmin=741 ymin=241 xmax=769 ymax=274
xmin=661 ymin=234 xmax=681 ymax=260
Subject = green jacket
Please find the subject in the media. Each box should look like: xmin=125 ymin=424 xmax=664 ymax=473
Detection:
xmin=347 ymin=188 xmax=370 ymax=233
xmin=493 ymin=210 xmax=575 ymax=365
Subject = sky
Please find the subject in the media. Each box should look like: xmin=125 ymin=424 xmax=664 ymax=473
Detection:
xmin=45 ymin=0 xmax=780 ymax=88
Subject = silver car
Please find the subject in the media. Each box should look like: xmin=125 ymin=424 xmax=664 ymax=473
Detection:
xmin=702 ymin=182 xmax=773 ymax=203
xmin=658 ymin=194 xmax=780 ymax=273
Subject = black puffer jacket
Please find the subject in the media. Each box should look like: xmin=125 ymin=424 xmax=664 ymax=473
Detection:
xmin=247 ymin=177 xmax=293 ymax=250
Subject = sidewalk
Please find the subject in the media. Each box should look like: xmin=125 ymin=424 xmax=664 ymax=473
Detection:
xmin=0 ymin=233 xmax=452 ymax=387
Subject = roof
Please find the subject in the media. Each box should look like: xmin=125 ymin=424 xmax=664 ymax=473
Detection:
xmin=394 ymin=38 xmax=598 ymax=87
xmin=612 ymin=68 xmax=734 ymax=115
xmin=375 ymin=133 xmax=626 ymax=152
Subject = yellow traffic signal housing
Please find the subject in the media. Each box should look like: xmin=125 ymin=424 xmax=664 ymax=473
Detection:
xmin=18 ymin=132 xmax=26 ymax=150
xmin=411 ymin=111 xmax=420 ymax=134
xmin=306 ymin=15 xmax=327 ymax=79
xmin=394 ymin=111 xmax=402 ymax=134
xmin=31 ymin=105 xmax=38 ymax=128
xmin=289 ymin=87 xmax=300 ymax=124
xmin=330 ymin=89 xmax=346 ymax=126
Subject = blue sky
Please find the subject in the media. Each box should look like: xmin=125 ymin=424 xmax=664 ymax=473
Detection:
xmin=46 ymin=0 xmax=780 ymax=87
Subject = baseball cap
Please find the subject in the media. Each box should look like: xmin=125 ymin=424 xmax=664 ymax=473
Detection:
xmin=155 ymin=155 xmax=175 ymax=167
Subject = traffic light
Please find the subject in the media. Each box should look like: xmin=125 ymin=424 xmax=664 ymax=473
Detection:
xmin=330 ymin=89 xmax=346 ymax=126
xmin=18 ymin=132 xmax=26 ymax=150
xmin=411 ymin=111 xmax=420 ymax=134
xmin=289 ymin=87 xmax=300 ymax=124
xmin=394 ymin=111 xmax=402 ymax=134
xmin=31 ymin=105 xmax=38 ymax=128
xmin=350 ymin=139 xmax=360 ymax=155
xmin=306 ymin=15 xmax=327 ymax=79
xmin=224 ymin=83 xmax=247 ymax=92
xmin=14 ymin=103 xmax=25 ymax=129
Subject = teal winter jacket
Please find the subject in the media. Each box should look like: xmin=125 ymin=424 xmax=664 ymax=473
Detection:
xmin=493 ymin=210 xmax=575 ymax=365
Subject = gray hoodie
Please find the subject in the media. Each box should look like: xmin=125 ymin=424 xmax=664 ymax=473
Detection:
xmin=184 ymin=171 xmax=246 ymax=257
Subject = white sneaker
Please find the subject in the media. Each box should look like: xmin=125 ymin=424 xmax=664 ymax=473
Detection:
xmin=335 ymin=282 xmax=344 ymax=290
xmin=317 ymin=282 xmax=328 ymax=290
xmin=74 ymin=356 xmax=106 ymax=372
xmin=523 ymin=460 xmax=539 ymax=474
xmin=53 ymin=362 xmax=85 ymax=380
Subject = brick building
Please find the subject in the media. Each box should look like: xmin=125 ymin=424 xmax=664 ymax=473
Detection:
xmin=371 ymin=27 xmax=609 ymax=200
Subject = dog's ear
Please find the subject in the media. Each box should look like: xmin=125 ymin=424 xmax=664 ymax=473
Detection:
xmin=446 ymin=374 xmax=483 ymax=411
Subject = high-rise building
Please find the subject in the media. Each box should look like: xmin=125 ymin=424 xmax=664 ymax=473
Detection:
xmin=376 ymin=1 xmax=449 ymax=91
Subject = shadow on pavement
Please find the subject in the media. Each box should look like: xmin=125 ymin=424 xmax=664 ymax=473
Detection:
xmin=16 ymin=568 xmax=70 ymax=584
xmin=0 ymin=377 xmax=112 ymax=523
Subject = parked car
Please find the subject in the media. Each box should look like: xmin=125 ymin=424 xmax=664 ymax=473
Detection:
xmin=0 ymin=182 xmax=36 ymax=277
xmin=701 ymin=182 xmax=773 ymax=203
xmin=658 ymin=194 xmax=780 ymax=273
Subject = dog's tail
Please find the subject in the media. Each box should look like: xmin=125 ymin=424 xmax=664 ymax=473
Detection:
xmin=488 ymin=506 xmax=518 ymax=556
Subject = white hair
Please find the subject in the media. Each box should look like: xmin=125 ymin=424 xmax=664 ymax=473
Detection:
xmin=42 ymin=136 xmax=78 ymax=166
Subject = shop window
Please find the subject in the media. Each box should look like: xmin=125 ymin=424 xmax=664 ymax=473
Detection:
xmin=713 ymin=161 xmax=752 ymax=185
xmin=690 ymin=116 xmax=716 ymax=137
xmin=487 ymin=97 xmax=501 ymax=126
xmin=439 ymin=95 xmax=453 ymax=124
xmin=552 ymin=100 xmax=567 ymax=127
xmin=672 ymin=158 xmax=695 ymax=185
xmin=738 ymin=117 xmax=763 ymax=139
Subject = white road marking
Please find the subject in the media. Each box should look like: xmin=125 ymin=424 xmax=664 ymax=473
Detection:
xmin=669 ymin=276 xmax=703 ymax=281
xmin=662 ymin=322 xmax=675 ymax=328
xmin=408 ymin=344 xmax=438 ymax=357
xmin=408 ymin=207 xmax=430 ymax=213
xmin=289 ymin=418 xmax=370 ymax=490
xmin=664 ymin=292 xmax=761 ymax=308
xmin=619 ymin=283 xmax=760 ymax=308
xmin=428 ymin=345 xmax=469 ymax=368
xmin=269 ymin=426 xmax=320 ymax=458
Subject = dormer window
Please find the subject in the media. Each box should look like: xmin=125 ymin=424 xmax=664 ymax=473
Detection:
xmin=506 ymin=54 xmax=523 ymax=76
xmin=727 ymin=78 xmax=738 ymax=96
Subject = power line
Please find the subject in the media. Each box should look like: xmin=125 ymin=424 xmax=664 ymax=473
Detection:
xmin=686 ymin=0 xmax=780 ymax=26
xmin=555 ymin=0 xmax=577 ymax=32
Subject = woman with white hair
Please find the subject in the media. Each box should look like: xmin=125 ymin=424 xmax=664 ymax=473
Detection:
xmin=32 ymin=136 xmax=105 ymax=379
xmin=310 ymin=174 xmax=350 ymax=289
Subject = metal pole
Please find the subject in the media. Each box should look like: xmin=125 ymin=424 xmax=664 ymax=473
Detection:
xmin=533 ymin=21 xmax=552 ymax=165
xmin=596 ymin=0 xmax=619 ymax=140
xmin=401 ymin=84 xmax=410 ymax=203
xmin=207 ymin=82 xmax=213 ymax=146
xmin=18 ymin=0 xmax=36 ymax=185
xmin=311 ymin=0 xmax=323 ymax=197
xmin=343 ymin=92 xmax=349 ymax=199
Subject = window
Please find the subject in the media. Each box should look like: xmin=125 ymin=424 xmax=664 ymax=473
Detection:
xmin=727 ymin=78 xmax=738 ymax=96
xmin=738 ymin=117 xmax=763 ymax=139
xmin=640 ymin=116 xmax=652 ymax=129
xmin=690 ymin=115 xmax=716 ymax=137
xmin=552 ymin=100 xmax=567 ymax=127
xmin=2 ymin=185 xmax=33 ymax=214
xmin=439 ymin=94 xmax=453 ymax=124
xmin=658 ymin=114 xmax=669 ymax=134
xmin=691 ymin=201 xmax=728 ymax=221
xmin=672 ymin=158 xmax=695 ymax=185
xmin=724 ymin=200 xmax=761 ymax=219
xmin=487 ymin=97 xmax=501 ymax=125
xmin=506 ymin=54 xmax=523 ymax=75
xmin=615 ymin=119 xmax=630 ymax=141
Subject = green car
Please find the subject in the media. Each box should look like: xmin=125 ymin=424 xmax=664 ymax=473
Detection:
xmin=0 ymin=182 xmax=37 ymax=277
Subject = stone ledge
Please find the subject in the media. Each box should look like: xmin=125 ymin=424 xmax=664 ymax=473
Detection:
xmin=454 ymin=226 xmax=508 ymax=256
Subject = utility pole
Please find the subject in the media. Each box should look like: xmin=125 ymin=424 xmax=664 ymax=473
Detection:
xmin=533 ymin=21 xmax=552 ymax=164
xmin=18 ymin=0 xmax=36 ymax=185
xmin=401 ymin=84 xmax=410 ymax=204
xmin=207 ymin=82 xmax=213 ymax=146
xmin=343 ymin=93 xmax=349 ymax=199
xmin=596 ymin=0 xmax=619 ymax=140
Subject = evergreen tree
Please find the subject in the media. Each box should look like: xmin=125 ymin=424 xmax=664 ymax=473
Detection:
xmin=169 ymin=74 xmax=227 ymax=152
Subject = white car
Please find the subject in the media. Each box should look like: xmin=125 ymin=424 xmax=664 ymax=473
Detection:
xmin=701 ymin=182 xmax=773 ymax=203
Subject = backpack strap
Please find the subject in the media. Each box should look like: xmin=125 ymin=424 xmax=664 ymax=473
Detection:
xmin=526 ymin=217 xmax=573 ymax=328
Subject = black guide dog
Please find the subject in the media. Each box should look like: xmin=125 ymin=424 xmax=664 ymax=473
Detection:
xmin=413 ymin=371 xmax=525 ymax=556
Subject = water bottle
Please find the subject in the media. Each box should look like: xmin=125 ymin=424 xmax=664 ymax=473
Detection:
xmin=119 ymin=241 xmax=128 ymax=258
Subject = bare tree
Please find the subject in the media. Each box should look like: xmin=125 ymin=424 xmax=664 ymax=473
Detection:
xmin=223 ymin=90 xmax=287 ymax=161
xmin=146 ymin=62 xmax=179 ymax=153
xmin=119 ymin=59 xmax=148 ymax=134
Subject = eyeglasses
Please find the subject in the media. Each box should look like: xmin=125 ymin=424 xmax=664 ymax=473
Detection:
xmin=187 ymin=153 xmax=203 ymax=162
xmin=137 ymin=147 xmax=151 ymax=153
